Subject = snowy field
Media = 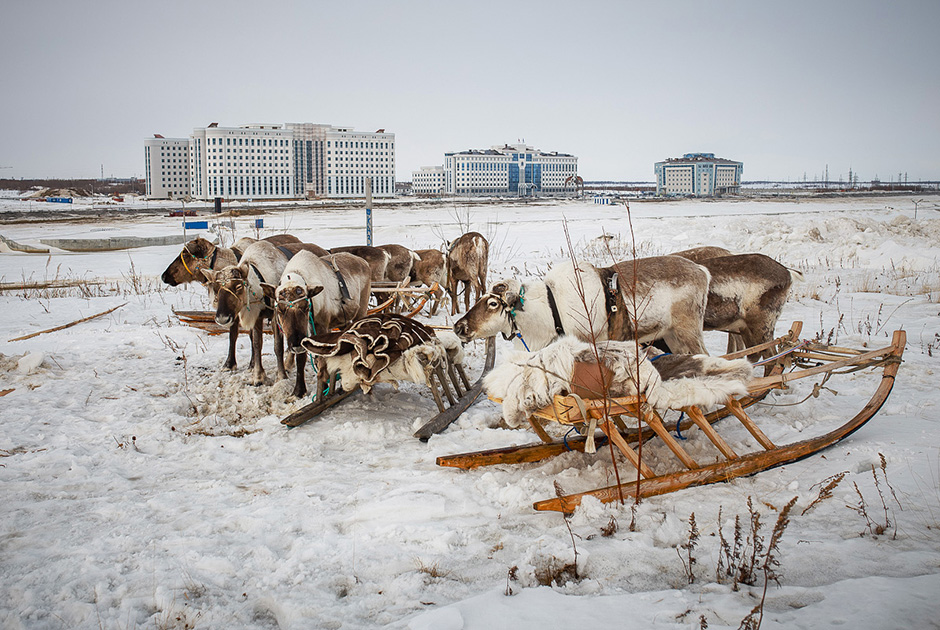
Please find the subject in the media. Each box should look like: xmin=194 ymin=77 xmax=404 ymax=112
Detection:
xmin=1 ymin=194 xmax=939 ymax=629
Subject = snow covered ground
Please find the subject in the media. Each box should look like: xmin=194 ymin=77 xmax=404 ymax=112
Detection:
xmin=1 ymin=194 xmax=939 ymax=629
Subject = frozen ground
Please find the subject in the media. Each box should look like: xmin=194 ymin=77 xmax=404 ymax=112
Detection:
xmin=1 ymin=194 xmax=939 ymax=629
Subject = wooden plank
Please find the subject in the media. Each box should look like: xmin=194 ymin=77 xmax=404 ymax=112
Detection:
xmin=747 ymin=342 xmax=897 ymax=393
xmin=281 ymin=385 xmax=361 ymax=428
xmin=9 ymin=303 xmax=127 ymax=342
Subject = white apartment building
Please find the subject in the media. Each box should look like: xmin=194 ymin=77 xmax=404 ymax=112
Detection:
xmin=654 ymin=153 xmax=743 ymax=196
xmin=145 ymin=122 xmax=395 ymax=200
xmin=144 ymin=136 xmax=191 ymax=199
xmin=414 ymin=143 xmax=578 ymax=196
xmin=325 ymin=128 xmax=396 ymax=198
xmin=411 ymin=166 xmax=446 ymax=195
xmin=190 ymin=123 xmax=295 ymax=201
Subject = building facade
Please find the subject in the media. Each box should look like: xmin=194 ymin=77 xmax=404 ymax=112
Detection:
xmin=324 ymin=128 xmax=396 ymax=198
xmin=654 ymin=153 xmax=743 ymax=196
xmin=413 ymin=143 xmax=578 ymax=196
xmin=145 ymin=122 xmax=395 ymax=200
xmin=144 ymin=136 xmax=191 ymax=199
xmin=411 ymin=166 xmax=446 ymax=196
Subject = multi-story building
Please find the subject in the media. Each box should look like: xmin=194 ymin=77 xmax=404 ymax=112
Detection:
xmin=144 ymin=136 xmax=191 ymax=199
xmin=411 ymin=166 xmax=446 ymax=196
xmin=145 ymin=122 xmax=395 ymax=200
xmin=189 ymin=123 xmax=295 ymax=201
xmin=286 ymin=123 xmax=330 ymax=199
xmin=413 ymin=143 xmax=578 ymax=196
xmin=654 ymin=153 xmax=743 ymax=197
xmin=324 ymin=127 xmax=396 ymax=198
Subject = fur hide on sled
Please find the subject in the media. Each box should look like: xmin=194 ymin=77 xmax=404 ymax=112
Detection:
xmin=483 ymin=337 xmax=753 ymax=429
xmin=301 ymin=313 xmax=464 ymax=393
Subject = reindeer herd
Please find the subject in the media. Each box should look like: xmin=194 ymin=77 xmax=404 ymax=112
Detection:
xmin=162 ymin=228 xmax=799 ymax=410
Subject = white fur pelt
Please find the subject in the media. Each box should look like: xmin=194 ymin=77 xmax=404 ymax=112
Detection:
xmin=484 ymin=337 xmax=753 ymax=428
xmin=644 ymin=350 xmax=753 ymax=411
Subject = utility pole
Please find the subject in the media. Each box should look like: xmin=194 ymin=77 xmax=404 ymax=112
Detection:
xmin=365 ymin=176 xmax=373 ymax=246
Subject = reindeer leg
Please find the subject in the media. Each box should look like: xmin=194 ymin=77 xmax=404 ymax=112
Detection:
xmin=293 ymin=351 xmax=308 ymax=399
xmin=315 ymin=357 xmax=328 ymax=403
xmin=273 ymin=315 xmax=287 ymax=381
xmin=250 ymin=319 xmax=265 ymax=385
xmin=223 ymin=320 xmax=239 ymax=370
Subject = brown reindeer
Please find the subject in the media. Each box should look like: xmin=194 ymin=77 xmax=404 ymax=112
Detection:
xmin=446 ymin=232 xmax=489 ymax=315
xmin=377 ymin=244 xmax=419 ymax=282
xmin=161 ymin=233 xmax=300 ymax=370
xmin=330 ymin=245 xmax=391 ymax=283
xmin=200 ymin=241 xmax=290 ymax=386
xmin=671 ymin=245 xmax=732 ymax=264
xmin=695 ymin=253 xmax=801 ymax=366
xmin=411 ymin=248 xmax=446 ymax=314
xmin=261 ymin=251 xmax=372 ymax=398
xmin=671 ymin=248 xmax=800 ymax=361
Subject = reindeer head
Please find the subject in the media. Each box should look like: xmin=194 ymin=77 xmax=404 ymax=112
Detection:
xmin=203 ymin=264 xmax=250 ymax=327
xmin=271 ymin=274 xmax=325 ymax=354
xmin=162 ymin=237 xmax=218 ymax=286
xmin=453 ymin=279 xmax=522 ymax=342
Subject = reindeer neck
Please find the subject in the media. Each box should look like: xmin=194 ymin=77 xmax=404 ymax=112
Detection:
xmin=510 ymin=281 xmax=558 ymax=351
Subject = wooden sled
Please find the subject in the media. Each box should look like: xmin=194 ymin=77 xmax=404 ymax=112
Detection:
xmin=437 ymin=323 xmax=906 ymax=513
xmin=283 ymin=336 xmax=496 ymax=437
xmin=174 ymin=309 xmax=274 ymax=336
xmin=367 ymin=281 xmax=443 ymax=317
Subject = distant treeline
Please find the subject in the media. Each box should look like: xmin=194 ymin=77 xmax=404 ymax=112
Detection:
xmin=0 ymin=178 xmax=146 ymax=195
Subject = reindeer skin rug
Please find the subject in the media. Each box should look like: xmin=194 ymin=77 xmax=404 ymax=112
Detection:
xmin=484 ymin=337 xmax=753 ymax=428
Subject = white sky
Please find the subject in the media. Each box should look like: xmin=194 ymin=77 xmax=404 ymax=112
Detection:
xmin=1 ymin=0 xmax=938 ymax=182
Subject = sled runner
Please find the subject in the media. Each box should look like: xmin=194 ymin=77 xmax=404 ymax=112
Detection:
xmin=436 ymin=322 xmax=905 ymax=512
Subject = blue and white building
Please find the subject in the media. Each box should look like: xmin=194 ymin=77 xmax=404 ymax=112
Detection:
xmin=412 ymin=143 xmax=578 ymax=196
xmin=654 ymin=153 xmax=743 ymax=197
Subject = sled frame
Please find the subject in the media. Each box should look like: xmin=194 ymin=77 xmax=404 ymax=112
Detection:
xmin=436 ymin=323 xmax=906 ymax=513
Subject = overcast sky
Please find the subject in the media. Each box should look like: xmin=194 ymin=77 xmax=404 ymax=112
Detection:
xmin=2 ymin=0 xmax=938 ymax=183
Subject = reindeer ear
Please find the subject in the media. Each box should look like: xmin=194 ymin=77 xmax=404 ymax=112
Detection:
xmin=236 ymin=263 xmax=249 ymax=279
xmin=491 ymin=281 xmax=520 ymax=310
xmin=200 ymin=268 xmax=217 ymax=283
xmin=259 ymin=282 xmax=277 ymax=301
xmin=307 ymin=285 xmax=325 ymax=299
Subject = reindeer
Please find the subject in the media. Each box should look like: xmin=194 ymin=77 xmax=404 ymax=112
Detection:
xmin=694 ymin=253 xmax=801 ymax=365
xmin=410 ymin=248 xmax=446 ymax=314
xmin=330 ymin=245 xmax=391 ymax=283
xmin=161 ymin=234 xmax=300 ymax=370
xmin=376 ymin=244 xmax=420 ymax=282
xmin=671 ymin=245 xmax=732 ymax=264
xmin=670 ymin=248 xmax=800 ymax=360
xmin=262 ymin=251 xmax=372 ymax=398
xmin=200 ymin=241 xmax=290 ymax=386
xmin=446 ymin=232 xmax=489 ymax=315
xmin=454 ymin=256 xmax=710 ymax=355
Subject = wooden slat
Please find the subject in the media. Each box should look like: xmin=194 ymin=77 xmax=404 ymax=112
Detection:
xmin=683 ymin=405 xmax=738 ymax=460
xmin=636 ymin=407 xmax=699 ymax=469
xmin=725 ymin=397 xmax=775 ymax=450
xmin=600 ymin=420 xmax=656 ymax=478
